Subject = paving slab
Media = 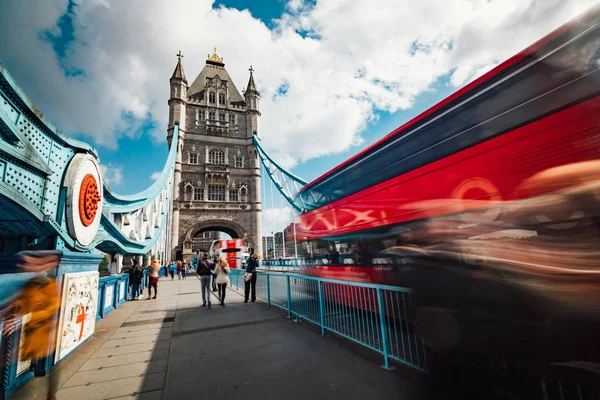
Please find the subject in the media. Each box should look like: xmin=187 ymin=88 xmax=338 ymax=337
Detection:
xmin=109 ymin=329 xmax=171 ymax=341
xmin=101 ymin=335 xmax=168 ymax=348
xmin=62 ymin=359 xmax=168 ymax=388
xmin=91 ymin=340 xmax=170 ymax=358
xmin=79 ymin=347 xmax=169 ymax=371
xmin=111 ymin=390 xmax=163 ymax=400
xmin=56 ymin=372 xmax=165 ymax=400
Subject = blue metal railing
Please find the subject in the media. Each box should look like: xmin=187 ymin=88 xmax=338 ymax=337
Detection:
xmin=97 ymin=273 xmax=129 ymax=320
xmin=228 ymin=269 xmax=428 ymax=371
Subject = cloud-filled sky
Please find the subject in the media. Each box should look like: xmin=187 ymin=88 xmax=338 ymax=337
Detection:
xmin=0 ymin=0 xmax=596 ymax=224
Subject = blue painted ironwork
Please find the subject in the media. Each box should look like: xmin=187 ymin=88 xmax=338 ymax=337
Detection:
xmin=0 ymin=63 xmax=177 ymax=256
xmin=254 ymin=136 xmax=309 ymax=212
xmin=228 ymin=268 xmax=429 ymax=372
xmin=97 ymin=273 xmax=129 ymax=320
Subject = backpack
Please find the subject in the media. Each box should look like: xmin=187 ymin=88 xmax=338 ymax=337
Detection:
xmin=132 ymin=267 xmax=144 ymax=282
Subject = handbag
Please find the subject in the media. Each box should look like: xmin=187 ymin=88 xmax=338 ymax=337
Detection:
xmin=243 ymin=272 xmax=252 ymax=282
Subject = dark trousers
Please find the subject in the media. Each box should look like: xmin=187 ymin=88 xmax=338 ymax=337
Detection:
xmin=217 ymin=283 xmax=227 ymax=304
xmin=212 ymin=274 xmax=217 ymax=291
xmin=244 ymin=273 xmax=257 ymax=302
xmin=131 ymin=283 xmax=140 ymax=298
xmin=170 ymin=271 xmax=175 ymax=279
xmin=149 ymin=282 xmax=158 ymax=297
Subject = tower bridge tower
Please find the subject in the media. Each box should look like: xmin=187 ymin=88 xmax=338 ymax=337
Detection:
xmin=167 ymin=48 xmax=262 ymax=260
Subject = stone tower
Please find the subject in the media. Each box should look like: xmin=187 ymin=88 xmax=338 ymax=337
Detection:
xmin=167 ymin=49 xmax=262 ymax=260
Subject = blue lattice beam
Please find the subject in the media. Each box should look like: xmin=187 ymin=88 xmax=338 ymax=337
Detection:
xmin=253 ymin=136 xmax=308 ymax=213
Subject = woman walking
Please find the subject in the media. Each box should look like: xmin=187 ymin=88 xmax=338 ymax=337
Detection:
xmin=244 ymin=253 xmax=259 ymax=303
xmin=214 ymin=257 xmax=230 ymax=306
xmin=148 ymin=259 xmax=160 ymax=299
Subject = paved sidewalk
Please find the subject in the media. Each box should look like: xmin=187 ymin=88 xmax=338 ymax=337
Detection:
xmin=14 ymin=273 xmax=426 ymax=400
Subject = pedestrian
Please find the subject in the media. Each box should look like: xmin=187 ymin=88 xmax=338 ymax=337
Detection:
xmin=214 ymin=256 xmax=230 ymax=306
xmin=130 ymin=261 xmax=144 ymax=300
xmin=1 ymin=251 xmax=62 ymax=400
xmin=148 ymin=259 xmax=160 ymax=299
xmin=197 ymin=252 xmax=215 ymax=307
xmin=212 ymin=256 xmax=218 ymax=291
xmin=244 ymin=253 xmax=259 ymax=303
xmin=177 ymin=261 xmax=183 ymax=280
xmin=182 ymin=260 xmax=188 ymax=279
xmin=169 ymin=262 xmax=176 ymax=280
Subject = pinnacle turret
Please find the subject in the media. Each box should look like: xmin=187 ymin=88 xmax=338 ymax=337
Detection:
xmin=171 ymin=51 xmax=187 ymax=82
xmin=245 ymin=65 xmax=259 ymax=96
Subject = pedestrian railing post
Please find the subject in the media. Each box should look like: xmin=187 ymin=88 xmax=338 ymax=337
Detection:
xmin=318 ymin=280 xmax=325 ymax=336
xmin=377 ymin=288 xmax=394 ymax=370
xmin=267 ymin=274 xmax=271 ymax=308
xmin=286 ymin=275 xmax=292 ymax=319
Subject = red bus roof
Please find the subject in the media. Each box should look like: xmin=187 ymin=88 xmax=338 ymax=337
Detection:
xmin=300 ymin=6 xmax=599 ymax=194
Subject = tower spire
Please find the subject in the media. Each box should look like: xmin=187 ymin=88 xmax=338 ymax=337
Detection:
xmin=171 ymin=51 xmax=187 ymax=82
xmin=245 ymin=65 xmax=259 ymax=95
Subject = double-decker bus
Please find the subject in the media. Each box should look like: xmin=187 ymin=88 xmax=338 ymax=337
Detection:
xmin=209 ymin=239 xmax=249 ymax=269
xmin=293 ymin=5 xmax=600 ymax=393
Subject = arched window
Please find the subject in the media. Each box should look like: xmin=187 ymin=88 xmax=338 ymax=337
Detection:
xmin=209 ymin=92 xmax=216 ymax=103
xmin=208 ymin=149 xmax=225 ymax=165
xmin=219 ymin=93 xmax=226 ymax=105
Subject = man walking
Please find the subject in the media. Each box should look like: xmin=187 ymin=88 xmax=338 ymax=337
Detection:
xmin=197 ymin=252 xmax=215 ymax=307
xmin=244 ymin=253 xmax=259 ymax=303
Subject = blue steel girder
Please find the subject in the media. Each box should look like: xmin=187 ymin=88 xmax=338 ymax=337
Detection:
xmin=0 ymin=62 xmax=176 ymax=255
xmin=253 ymin=136 xmax=308 ymax=213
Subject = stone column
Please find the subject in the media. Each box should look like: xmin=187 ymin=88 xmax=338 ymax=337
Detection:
xmin=250 ymin=146 xmax=262 ymax=258
xmin=110 ymin=254 xmax=123 ymax=275
xmin=171 ymin=136 xmax=184 ymax=260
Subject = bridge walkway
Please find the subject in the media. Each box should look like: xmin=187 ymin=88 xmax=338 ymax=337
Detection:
xmin=13 ymin=273 xmax=426 ymax=400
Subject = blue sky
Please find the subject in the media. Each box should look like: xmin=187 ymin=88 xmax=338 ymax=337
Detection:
xmin=0 ymin=0 xmax=593 ymax=200
xmin=33 ymin=0 xmax=453 ymax=192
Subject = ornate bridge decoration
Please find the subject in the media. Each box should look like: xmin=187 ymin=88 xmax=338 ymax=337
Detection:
xmin=0 ymin=63 xmax=177 ymax=257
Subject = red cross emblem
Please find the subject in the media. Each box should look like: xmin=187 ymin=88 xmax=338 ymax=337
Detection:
xmin=76 ymin=305 xmax=86 ymax=340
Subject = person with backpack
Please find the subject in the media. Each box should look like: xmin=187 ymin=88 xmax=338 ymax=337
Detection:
xmin=130 ymin=260 xmax=144 ymax=300
xmin=197 ymin=252 xmax=215 ymax=307
xmin=214 ymin=257 xmax=230 ymax=306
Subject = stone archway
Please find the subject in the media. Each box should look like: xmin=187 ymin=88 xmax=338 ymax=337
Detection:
xmin=182 ymin=220 xmax=246 ymax=257
xmin=184 ymin=220 xmax=245 ymax=242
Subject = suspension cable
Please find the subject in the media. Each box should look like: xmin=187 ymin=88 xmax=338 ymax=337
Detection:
xmin=280 ymin=192 xmax=286 ymax=259
xmin=270 ymin=170 xmax=276 ymax=260
xmin=261 ymin=161 xmax=266 ymax=260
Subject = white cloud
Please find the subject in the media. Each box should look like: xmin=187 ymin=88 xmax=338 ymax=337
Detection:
xmin=150 ymin=171 xmax=162 ymax=181
xmin=262 ymin=206 xmax=295 ymax=233
xmin=0 ymin=0 xmax=595 ymax=167
xmin=99 ymin=163 xmax=124 ymax=186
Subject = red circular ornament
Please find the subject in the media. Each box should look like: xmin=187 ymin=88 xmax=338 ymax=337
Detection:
xmin=78 ymin=174 xmax=100 ymax=227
